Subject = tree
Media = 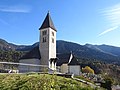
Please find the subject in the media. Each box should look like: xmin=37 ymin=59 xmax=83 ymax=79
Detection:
xmin=101 ymin=76 xmax=113 ymax=90
xmin=82 ymin=66 xmax=95 ymax=74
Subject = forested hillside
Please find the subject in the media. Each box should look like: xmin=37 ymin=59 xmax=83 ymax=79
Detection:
xmin=78 ymin=58 xmax=120 ymax=84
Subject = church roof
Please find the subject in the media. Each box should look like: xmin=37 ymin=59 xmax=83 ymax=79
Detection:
xmin=56 ymin=53 xmax=71 ymax=66
xmin=68 ymin=56 xmax=80 ymax=65
xmin=20 ymin=46 xmax=79 ymax=65
xmin=39 ymin=12 xmax=56 ymax=31
xmin=56 ymin=53 xmax=80 ymax=66
xmin=20 ymin=46 xmax=41 ymax=60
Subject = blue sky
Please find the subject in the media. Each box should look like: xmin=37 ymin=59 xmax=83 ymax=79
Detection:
xmin=0 ymin=0 xmax=120 ymax=47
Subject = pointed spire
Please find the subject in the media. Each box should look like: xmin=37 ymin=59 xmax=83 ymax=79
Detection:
xmin=39 ymin=12 xmax=56 ymax=31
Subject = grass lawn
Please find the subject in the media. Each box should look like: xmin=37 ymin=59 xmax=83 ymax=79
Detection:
xmin=0 ymin=73 xmax=104 ymax=90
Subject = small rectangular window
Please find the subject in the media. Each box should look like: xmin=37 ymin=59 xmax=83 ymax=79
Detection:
xmin=52 ymin=32 xmax=54 ymax=36
xmin=43 ymin=37 xmax=46 ymax=43
xmin=42 ymin=38 xmax=44 ymax=43
xmin=42 ymin=31 xmax=47 ymax=36
xmin=52 ymin=38 xmax=54 ymax=43
xmin=44 ymin=37 xmax=46 ymax=42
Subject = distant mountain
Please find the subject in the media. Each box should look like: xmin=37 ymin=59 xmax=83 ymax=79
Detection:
xmin=0 ymin=39 xmax=16 ymax=51
xmin=0 ymin=38 xmax=37 ymax=51
xmin=57 ymin=40 xmax=120 ymax=65
xmin=0 ymin=38 xmax=120 ymax=65
xmin=85 ymin=44 xmax=120 ymax=57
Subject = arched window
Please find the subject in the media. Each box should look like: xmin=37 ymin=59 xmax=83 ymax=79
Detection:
xmin=42 ymin=30 xmax=47 ymax=36
xmin=43 ymin=37 xmax=46 ymax=43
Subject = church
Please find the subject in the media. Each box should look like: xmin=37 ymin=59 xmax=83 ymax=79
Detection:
xmin=18 ymin=12 xmax=81 ymax=75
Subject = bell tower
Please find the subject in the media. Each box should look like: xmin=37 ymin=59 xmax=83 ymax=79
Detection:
xmin=39 ymin=12 xmax=57 ymax=70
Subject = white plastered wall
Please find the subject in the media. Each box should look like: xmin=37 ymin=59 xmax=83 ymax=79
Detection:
xmin=69 ymin=65 xmax=81 ymax=75
xmin=18 ymin=59 xmax=40 ymax=73
xmin=60 ymin=64 xmax=68 ymax=73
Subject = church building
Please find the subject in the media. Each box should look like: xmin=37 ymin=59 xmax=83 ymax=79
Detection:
xmin=18 ymin=12 xmax=81 ymax=75
xmin=19 ymin=12 xmax=57 ymax=72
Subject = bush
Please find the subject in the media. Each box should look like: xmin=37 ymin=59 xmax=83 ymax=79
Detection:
xmin=82 ymin=66 xmax=95 ymax=74
xmin=101 ymin=76 xmax=113 ymax=90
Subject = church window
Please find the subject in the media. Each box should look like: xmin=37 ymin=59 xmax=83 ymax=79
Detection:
xmin=44 ymin=37 xmax=46 ymax=42
xmin=42 ymin=38 xmax=44 ymax=43
xmin=52 ymin=38 xmax=54 ymax=43
xmin=52 ymin=32 xmax=54 ymax=36
xmin=42 ymin=31 xmax=47 ymax=36
xmin=43 ymin=37 xmax=46 ymax=43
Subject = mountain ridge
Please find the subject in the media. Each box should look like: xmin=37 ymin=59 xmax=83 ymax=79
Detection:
xmin=0 ymin=38 xmax=120 ymax=65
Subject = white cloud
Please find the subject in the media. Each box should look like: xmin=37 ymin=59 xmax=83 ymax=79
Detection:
xmin=98 ymin=26 xmax=119 ymax=36
xmin=99 ymin=3 xmax=120 ymax=36
xmin=0 ymin=5 xmax=31 ymax=13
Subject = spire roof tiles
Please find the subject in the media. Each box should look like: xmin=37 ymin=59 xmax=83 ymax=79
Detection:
xmin=39 ymin=12 xmax=56 ymax=31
